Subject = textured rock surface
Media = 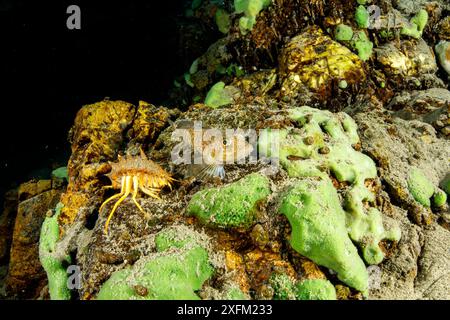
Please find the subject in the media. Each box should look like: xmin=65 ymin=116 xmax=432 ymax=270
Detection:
xmin=5 ymin=180 xmax=63 ymax=299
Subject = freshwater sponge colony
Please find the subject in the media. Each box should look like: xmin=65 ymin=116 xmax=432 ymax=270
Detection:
xmin=38 ymin=203 xmax=71 ymax=300
xmin=279 ymin=178 xmax=369 ymax=294
xmin=187 ymin=173 xmax=271 ymax=229
xmin=97 ymin=226 xmax=214 ymax=300
xmin=234 ymin=0 xmax=272 ymax=35
xmin=260 ymin=107 xmax=401 ymax=267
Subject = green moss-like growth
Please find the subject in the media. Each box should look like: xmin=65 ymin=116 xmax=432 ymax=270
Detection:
xmin=184 ymin=73 xmax=195 ymax=88
xmin=335 ymin=24 xmax=354 ymax=41
xmin=407 ymin=168 xmax=435 ymax=207
xmin=401 ymin=9 xmax=428 ymax=39
xmin=355 ymin=5 xmax=370 ymax=29
xmin=223 ymin=285 xmax=249 ymax=300
xmin=204 ymin=82 xmax=233 ymax=108
xmin=269 ymin=273 xmax=297 ymax=300
xmin=270 ymin=107 xmax=400 ymax=264
xmin=97 ymin=227 xmax=213 ymax=300
xmin=39 ymin=203 xmax=71 ymax=300
xmin=260 ymin=106 xmax=400 ymax=268
xmin=234 ymin=0 xmax=271 ymax=35
xmin=353 ymin=31 xmax=373 ymax=61
xmin=187 ymin=173 xmax=271 ymax=228
xmin=52 ymin=167 xmax=68 ymax=181
xmin=433 ymin=189 xmax=447 ymax=207
xmin=279 ymin=178 xmax=368 ymax=294
xmin=442 ymin=175 xmax=450 ymax=196
xmin=215 ymin=8 xmax=231 ymax=34
xmin=155 ymin=226 xmax=198 ymax=252
xmin=296 ymin=279 xmax=337 ymax=300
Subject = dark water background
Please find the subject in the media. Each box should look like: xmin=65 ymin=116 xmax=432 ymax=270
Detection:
xmin=0 ymin=0 xmax=194 ymax=199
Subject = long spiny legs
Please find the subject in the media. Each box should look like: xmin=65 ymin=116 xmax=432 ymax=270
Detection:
xmin=104 ymin=176 xmax=132 ymax=234
xmin=132 ymin=176 xmax=146 ymax=215
xmin=101 ymin=174 xmax=169 ymax=234
xmin=100 ymin=177 xmax=126 ymax=214
xmin=140 ymin=185 xmax=161 ymax=200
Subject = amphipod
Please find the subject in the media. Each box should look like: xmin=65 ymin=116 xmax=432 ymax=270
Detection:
xmin=100 ymin=149 xmax=175 ymax=234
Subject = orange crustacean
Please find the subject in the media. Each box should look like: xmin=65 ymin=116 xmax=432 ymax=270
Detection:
xmin=100 ymin=149 xmax=175 ymax=234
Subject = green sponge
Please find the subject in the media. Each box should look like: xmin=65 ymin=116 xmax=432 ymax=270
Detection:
xmin=97 ymin=247 xmax=213 ymax=300
xmin=407 ymin=168 xmax=435 ymax=207
xmin=204 ymin=82 xmax=233 ymax=109
xmin=355 ymin=5 xmax=370 ymax=29
xmin=401 ymin=9 xmax=428 ymax=39
xmin=52 ymin=167 xmax=68 ymax=181
xmin=269 ymin=273 xmax=297 ymax=300
xmin=187 ymin=173 xmax=271 ymax=229
xmin=353 ymin=31 xmax=373 ymax=61
xmin=296 ymin=279 xmax=337 ymax=300
xmin=97 ymin=227 xmax=214 ymax=300
xmin=335 ymin=24 xmax=354 ymax=41
xmin=155 ymin=226 xmax=200 ymax=252
xmin=432 ymin=189 xmax=447 ymax=207
xmin=259 ymin=106 xmax=400 ymax=266
xmin=279 ymin=177 xmax=369 ymax=294
xmin=215 ymin=8 xmax=231 ymax=34
xmin=39 ymin=203 xmax=71 ymax=300
xmin=234 ymin=0 xmax=271 ymax=35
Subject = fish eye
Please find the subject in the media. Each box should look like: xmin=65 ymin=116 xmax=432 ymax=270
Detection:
xmin=223 ymin=139 xmax=228 ymax=146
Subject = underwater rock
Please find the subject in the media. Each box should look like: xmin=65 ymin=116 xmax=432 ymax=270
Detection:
xmin=436 ymin=16 xmax=450 ymax=40
xmin=127 ymin=101 xmax=179 ymax=149
xmin=187 ymin=173 xmax=270 ymax=229
xmin=5 ymin=181 xmax=63 ymax=299
xmin=371 ymin=208 xmax=450 ymax=300
xmin=59 ymin=100 xmax=136 ymax=227
xmin=374 ymin=38 xmax=441 ymax=88
xmin=278 ymin=26 xmax=366 ymax=107
xmin=59 ymin=100 xmax=175 ymax=228
xmin=387 ymin=88 xmax=450 ymax=137
xmin=0 ymin=190 xmax=18 ymax=265
xmin=96 ymin=225 xmax=214 ymax=300
xmin=226 ymin=0 xmax=355 ymax=70
xmin=414 ymin=224 xmax=450 ymax=299
xmin=229 ymin=68 xmax=277 ymax=101
xmin=354 ymin=110 xmax=450 ymax=225
xmin=435 ymin=40 xmax=450 ymax=76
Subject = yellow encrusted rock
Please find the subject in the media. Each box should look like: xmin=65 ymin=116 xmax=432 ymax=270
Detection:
xmin=278 ymin=26 xmax=366 ymax=98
